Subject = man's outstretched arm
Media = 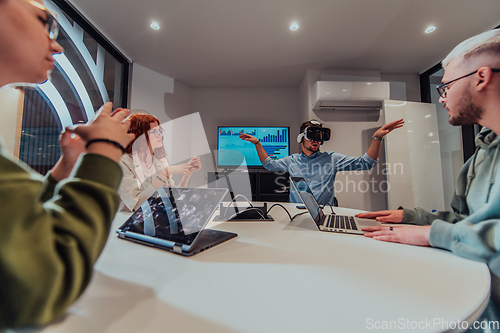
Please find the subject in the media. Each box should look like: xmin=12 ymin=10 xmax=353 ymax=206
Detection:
xmin=239 ymin=133 xmax=269 ymax=163
xmin=366 ymin=119 xmax=404 ymax=160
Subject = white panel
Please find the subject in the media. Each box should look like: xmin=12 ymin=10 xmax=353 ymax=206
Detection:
xmin=38 ymin=81 xmax=74 ymax=128
xmin=384 ymin=100 xmax=445 ymax=211
xmin=0 ymin=87 xmax=20 ymax=155
xmin=161 ymin=112 xmax=210 ymax=165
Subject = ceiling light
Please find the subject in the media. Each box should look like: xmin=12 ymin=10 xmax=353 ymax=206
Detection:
xmin=151 ymin=22 xmax=160 ymax=30
xmin=425 ymin=26 xmax=436 ymax=34
xmin=290 ymin=23 xmax=299 ymax=31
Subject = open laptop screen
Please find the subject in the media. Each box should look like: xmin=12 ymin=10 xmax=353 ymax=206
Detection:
xmin=118 ymin=187 xmax=227 ymax=246
xmin=290 ymin=177 xmax=324 ymax=224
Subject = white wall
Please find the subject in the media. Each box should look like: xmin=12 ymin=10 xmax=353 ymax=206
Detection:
xmin=0 ymin=87 xmax=21 ymax=156
xmin=190 ymin=88 xmax=299 ymax=154
xmin=130 ymin=63 xmax=174 ymax=124
xmin=380 ymin=73 xmax=421 ymax=103
xmin=164 ymin=80 xmax=193 ymax=120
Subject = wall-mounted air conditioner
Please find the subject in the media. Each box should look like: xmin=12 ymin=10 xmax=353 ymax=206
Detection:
xmin=311 ymin=81 xmax=390 ymax=111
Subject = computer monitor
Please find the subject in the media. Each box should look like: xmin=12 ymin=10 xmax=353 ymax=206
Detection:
xmin=217 ymin=126 xmax=290 ymax=168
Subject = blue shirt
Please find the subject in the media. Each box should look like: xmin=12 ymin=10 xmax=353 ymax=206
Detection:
xmin=262 ymin=151 xmax=377 ymax=206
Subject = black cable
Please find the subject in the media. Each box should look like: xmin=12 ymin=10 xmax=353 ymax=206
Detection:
xmin=321 ymin=203 xmax=336 ymax=214
xmin=267 ymin=203 xmax=293 ymax=221
xmin=222 ymin=194 xmax=254 ymax=219
xmin=291 ymin=211 xmax=308 ymax=221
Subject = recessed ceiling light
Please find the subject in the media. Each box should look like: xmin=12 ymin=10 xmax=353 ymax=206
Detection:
xmin=425 ymin=26 xmax=436 ymax=34
xmin=290 ymin=23 xmax=299 ymax=31
xmin=151 ymin=22 xmax=160 ymax=30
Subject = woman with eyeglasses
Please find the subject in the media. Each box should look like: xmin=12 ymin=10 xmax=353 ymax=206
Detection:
xmin=118 ymin=113 xmax=202 ymax=211
xmin=0 ymin=0 xmax=135 ymax=329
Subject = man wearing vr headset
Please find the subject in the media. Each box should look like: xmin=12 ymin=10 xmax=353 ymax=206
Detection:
xmin=239 ymin=119 xmax=403 ymax=206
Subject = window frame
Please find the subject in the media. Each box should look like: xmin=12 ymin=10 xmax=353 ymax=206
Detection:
xmin=52 ymin=0 xmax=130 ymax=108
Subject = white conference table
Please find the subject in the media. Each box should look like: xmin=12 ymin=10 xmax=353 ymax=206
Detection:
xmin=38 ymin=203 xmax=490 ymax=333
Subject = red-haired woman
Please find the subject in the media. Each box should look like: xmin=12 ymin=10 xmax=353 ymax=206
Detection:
xmin=118 ymin=113 xmax=201 ymax=211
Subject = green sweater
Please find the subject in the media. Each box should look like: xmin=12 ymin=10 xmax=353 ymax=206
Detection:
xmin=0 ymin=147 xmax=122 ymax=329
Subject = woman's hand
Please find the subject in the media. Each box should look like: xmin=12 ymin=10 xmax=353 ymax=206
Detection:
xmin=67 ymin=102 xmax=134 ymax=162
xmin=167 ymin=164 xmax=193 ymax=176
xmin=169 ymin=163 xmax=194 ymax=188
xmin=188 ymin=156 xmax=202 ymax=172
xmin=50 ymin=130 xmax=86 ymax=181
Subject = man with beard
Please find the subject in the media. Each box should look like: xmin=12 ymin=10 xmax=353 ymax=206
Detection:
xmin=239 ymin=119 xmax=403 ymax=205
xmin=359 ymin=29 xmax=500 ymax=322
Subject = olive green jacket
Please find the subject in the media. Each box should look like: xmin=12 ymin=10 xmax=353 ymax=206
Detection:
xmin=0 ymin=147 xmax=122 ymax=329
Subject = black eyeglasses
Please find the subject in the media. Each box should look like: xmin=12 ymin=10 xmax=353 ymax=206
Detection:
xmin=24 ymin=0 xmax=59 ymax=40
xmin=436 ymin=68 xmax=500 ymax=98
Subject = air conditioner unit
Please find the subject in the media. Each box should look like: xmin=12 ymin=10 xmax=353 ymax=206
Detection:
xmin=311 ymin=81 xmax=390 ymax=111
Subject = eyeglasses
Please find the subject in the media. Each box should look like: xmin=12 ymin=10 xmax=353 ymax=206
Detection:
xmin=24 ymin=0 xmax=59 ymax=40
xmin=436 ymin=68 xmax=500 ymax=98
xmin=149 ymin=127 xmax=164 ymax=137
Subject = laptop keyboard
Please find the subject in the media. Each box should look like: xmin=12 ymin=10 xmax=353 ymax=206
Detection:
xmin=324 ymin=215 xmax=358 ymax=230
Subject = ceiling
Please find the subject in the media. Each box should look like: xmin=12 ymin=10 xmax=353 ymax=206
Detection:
xmin=69 ymin=0 xmax=500 ymax=88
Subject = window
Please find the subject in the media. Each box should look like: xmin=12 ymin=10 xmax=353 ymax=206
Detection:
xmin=0 ymin=0 xmax=130 ymax=174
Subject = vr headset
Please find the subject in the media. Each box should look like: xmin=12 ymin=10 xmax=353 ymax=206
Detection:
xmin=296 ymin=126 xmax=331 ymax=144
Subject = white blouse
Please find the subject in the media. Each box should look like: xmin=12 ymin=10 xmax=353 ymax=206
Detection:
xmin=117 ymin=153 xmax=176 ymax=211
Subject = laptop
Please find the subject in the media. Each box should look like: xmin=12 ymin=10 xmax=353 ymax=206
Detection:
xmin=117 ymin=187 xmax=237 ymax=256
xmin=290 ymin=177 xmax=381 ymax=235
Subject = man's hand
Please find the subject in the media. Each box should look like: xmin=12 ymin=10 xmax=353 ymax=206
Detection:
xmin=355 ymin=209 xmax=404 ymax=223
xmin=373 ymin=119 xmax=404 ymax=139
xmin=239 ymin=133 xmax=259 ymax=144
xmin=362 ymin=225 xmax=431 ymax=247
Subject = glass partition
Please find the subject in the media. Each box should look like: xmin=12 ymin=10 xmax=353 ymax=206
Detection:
xmin=420 ymin=65 xmax=466 ymax=211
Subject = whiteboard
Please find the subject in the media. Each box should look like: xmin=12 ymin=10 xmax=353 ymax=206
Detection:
xmin=383 ymin=100 xmax=445 ymax=211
